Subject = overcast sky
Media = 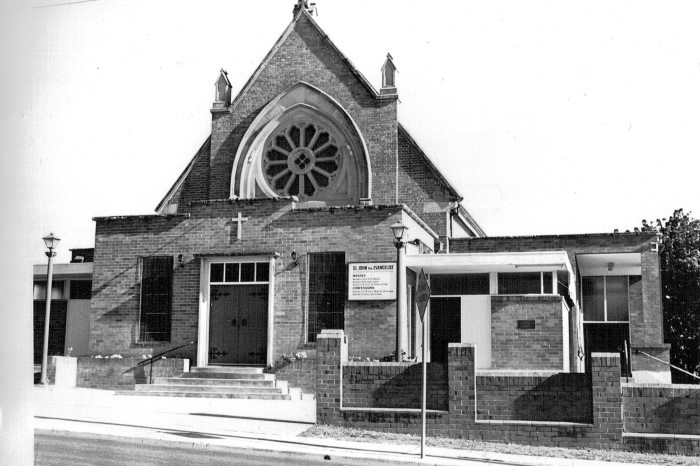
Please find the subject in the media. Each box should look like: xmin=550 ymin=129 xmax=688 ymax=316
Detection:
xmin=10 ymin=0 xmax=700 ymax=264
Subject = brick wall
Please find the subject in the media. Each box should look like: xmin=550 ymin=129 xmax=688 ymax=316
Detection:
xmin=476 ymin=372 xmax=591 ymax=422
xmin=316 ymin=332 xmax=699 ymax=455
xmin=75 ymin=356 xmax=187 ymax=390
xmin=490 ymin=295 xmax=566 ymax=370
xmin=630 ymin=347 xmax=671 ymax=374
xmin=269 ymin=357 xmax=318 ymax=395
xmin=91 ymin=201 xmax=407 ymax=362
xmin=623 ymin=383 xmax=700 ymax=435
xmin=343 ymin=362 xmax=448 ymax=410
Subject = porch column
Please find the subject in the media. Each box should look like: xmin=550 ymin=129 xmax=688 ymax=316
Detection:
xmin=266 ymin=255 xmax=276 ymax=367
xmin=397 ymin=243 xmax=408 ymax=361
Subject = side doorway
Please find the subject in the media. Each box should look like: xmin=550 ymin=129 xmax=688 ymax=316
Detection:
xmin=429 ymin=297 xmax=461 ymax=363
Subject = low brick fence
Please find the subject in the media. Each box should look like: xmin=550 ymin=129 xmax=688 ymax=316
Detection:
xmin=316 ymin=330 xmax=699 ymax=455
xmin=476 ymin=372 xmax=591 ymax=423
xmin=623 ymin=383 xmax=700 ymax=435
xmin=269 ymin=358 xmax=318 ymax=394
xmin=75 ymin=356 xmax=188 ymax=390
xmin=343 ymin=362 xmax=448 ymax=411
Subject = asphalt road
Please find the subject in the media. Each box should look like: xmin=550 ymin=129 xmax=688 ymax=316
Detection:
xmin=35 ymin=431 xmax=387 ymax=466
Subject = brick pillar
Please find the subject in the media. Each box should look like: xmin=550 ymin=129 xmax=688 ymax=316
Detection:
xmin=316 ymin=329 xmax=347 ymax=425
xmin=591 ymin=352 xmax=623 ymax=448
xmin=447 ymin=343 xmax=476 ymax=435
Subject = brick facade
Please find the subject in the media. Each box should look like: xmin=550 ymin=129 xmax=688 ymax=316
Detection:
xmin=157 ymin=12 xmax=464 ymax=238
xmin=490 ymin=295 xmax=567 ymax=370
xmin=316 ymin=331 xmax=698 ymax=455
xmin=208 ymin=14 xmax=398 ymax=206
xmin=91 ymin=201 xmax=408 ymax=363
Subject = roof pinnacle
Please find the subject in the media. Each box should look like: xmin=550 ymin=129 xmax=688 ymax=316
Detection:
xmin=293 ymin=0 xmax=317 ymax=16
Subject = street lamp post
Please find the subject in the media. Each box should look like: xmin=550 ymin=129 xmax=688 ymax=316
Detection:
xmin=390 ymin=222 xmax=409 ymax=362
xmin=40 ymin=233 xmax=60 ymax=386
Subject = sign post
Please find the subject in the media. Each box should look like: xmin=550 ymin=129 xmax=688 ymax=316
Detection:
xmin=415 ymin=269 xmax=431 ymax=459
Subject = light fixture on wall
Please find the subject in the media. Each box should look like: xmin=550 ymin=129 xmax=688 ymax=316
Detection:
xmin=291 ymin=251 xmax=298 ymax=265
xmin=607 ymin=262 xmax=614 ymax=272
xmin=178 ymin=254 xmax=185 ymax=268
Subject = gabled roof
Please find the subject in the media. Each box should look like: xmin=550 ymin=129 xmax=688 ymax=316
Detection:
xmin=155 ymin=136 xmax=211 ymax=213
xmin=397 ymin=122 xmax=462 ymax=200
xmin=229 ymin=8 xmax=390 ymax=112
xmin=398 ymin=122 xmax=485 ymax=237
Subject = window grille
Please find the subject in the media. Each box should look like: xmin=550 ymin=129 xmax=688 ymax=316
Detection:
xmin=307 ymin=252 xmax=346 ymax=342
xmin=139 ymin=256 xmax=173 ymax=342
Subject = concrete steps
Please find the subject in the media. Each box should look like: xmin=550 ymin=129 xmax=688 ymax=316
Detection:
xmin=120 ymin=366 xmax=300 ymax=401
xmin=120 ymin=391 xmax=292 ymax=400
xmin=152 ymin=377 xmax=274 ymax=387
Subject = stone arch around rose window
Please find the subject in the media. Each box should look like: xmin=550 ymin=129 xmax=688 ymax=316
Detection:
xmin=231 ymin=82 xmax=371 ymax=205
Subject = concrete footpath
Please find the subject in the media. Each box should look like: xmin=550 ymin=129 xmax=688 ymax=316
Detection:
xmin=34 ymin=386 xmax=645 ymax=466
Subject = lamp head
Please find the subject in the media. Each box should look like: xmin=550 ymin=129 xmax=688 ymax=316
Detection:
xmin=390 ymin=222 xmax=408 ymax=242
xmin=42 ymin=232 xmax=61 ymax=250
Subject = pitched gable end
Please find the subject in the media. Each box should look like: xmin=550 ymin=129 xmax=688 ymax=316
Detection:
xmin=229 ymin=8 xmax=383 ymax=112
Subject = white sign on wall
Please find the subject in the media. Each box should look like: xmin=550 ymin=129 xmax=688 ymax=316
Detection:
xmin=348 ymin=262 xmax=397 ymax=301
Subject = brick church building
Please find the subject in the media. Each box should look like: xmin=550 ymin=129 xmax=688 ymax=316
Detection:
xmin=76 ymin=1 xmax=670 ymax=383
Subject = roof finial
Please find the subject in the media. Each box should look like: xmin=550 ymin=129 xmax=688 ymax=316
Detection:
xmin=380 ymin=53 xmax=398 ymax=95
xmin=293 ymin=0 xmax=317 ymax=16
xmin=212 ymin=69 xmax=232 ymax=111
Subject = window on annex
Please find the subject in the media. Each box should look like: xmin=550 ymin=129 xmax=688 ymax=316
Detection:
xmin=497 ymin=272 xmax=549 ymax=295
xmin=431 ymin=274 xmax=489 ymax=295
xmin=69 ymin=280 xmax=92 ymax=299
xmin=33 ymin=281 xmax=65 ymax=301
xmin=307 ymin=252 xmax=346 ymax=343
xmin=581 ymin=276 xmax=630 ymax=322
xmin=209 ymin=261 xmax=270 ymax=284
xmin=139 ymin=256 xmax=173 ymax=342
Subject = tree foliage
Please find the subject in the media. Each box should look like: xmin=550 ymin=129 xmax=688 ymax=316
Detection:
xmin=641 ymin=209 xmax=700 ymax=383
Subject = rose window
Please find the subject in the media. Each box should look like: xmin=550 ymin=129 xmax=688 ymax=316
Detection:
xmin=263 ymin=123 xmax=340 ymax=198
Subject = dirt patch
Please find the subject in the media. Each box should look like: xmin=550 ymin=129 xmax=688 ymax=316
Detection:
xmin=300 ymin=425 xmax=697 ymax=466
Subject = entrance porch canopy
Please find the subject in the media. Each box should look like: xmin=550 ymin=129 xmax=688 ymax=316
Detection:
xmin=405 ymin=251 xmax=576 ymax=299
xmin=405 ymin=251 xmax=573 ymax=275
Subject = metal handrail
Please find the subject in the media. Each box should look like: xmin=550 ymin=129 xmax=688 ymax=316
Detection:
xmin=138 ymin=341 xmax=196 ymax=384
xmin=635 ymin=349 xmax=700 ymax=382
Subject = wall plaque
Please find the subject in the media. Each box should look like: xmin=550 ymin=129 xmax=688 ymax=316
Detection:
xmin=348 ymin=262 xmax=396 ymax=301
xmin=517 ymin=319 xmax=536 ymax=330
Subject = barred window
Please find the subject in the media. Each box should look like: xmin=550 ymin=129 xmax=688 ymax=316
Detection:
xmin=139 ymin=256 xmax=173 ymax=342
xmin=307 ymin=252 xmax=346 ymax=342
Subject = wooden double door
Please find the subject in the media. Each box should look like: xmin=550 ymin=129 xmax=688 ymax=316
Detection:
xmin=208 ymin=284 xmax=268 ymax=365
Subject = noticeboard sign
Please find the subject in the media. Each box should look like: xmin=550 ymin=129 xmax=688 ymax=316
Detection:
xmin=348 ymin=262 xmax=397 ymax=301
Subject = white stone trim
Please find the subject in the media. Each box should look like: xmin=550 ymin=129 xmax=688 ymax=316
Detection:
xmin=230 ymin=82 xmax=372 ymax=203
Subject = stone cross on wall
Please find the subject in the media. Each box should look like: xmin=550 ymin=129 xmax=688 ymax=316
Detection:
xmin=226 ymin=212 xmax=249 ymax=243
